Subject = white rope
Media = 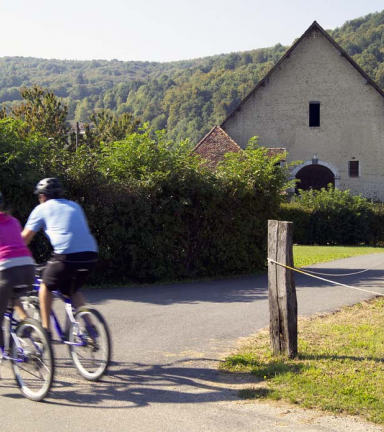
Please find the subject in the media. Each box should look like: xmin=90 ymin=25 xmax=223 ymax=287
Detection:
xmin=301 ymin=257 xmax=384 ymax=277
xmin=268 ymin=258 xmax=384 ymax=297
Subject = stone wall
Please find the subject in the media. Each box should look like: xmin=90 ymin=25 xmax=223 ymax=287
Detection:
xmin=223 ymin=26 xmax=384 ymax=201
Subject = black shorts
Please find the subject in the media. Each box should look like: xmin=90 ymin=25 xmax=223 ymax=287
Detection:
xmin=42 ymin=252 xmax=98 ymax=296
xmin=0 ymin=265 xmax=35 ymax=347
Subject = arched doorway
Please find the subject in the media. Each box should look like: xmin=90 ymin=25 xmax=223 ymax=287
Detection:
xmin=295 ymin=164 xmax=335 ymax=192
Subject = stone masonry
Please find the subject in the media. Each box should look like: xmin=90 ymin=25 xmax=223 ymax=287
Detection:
xmin=222 ymin=22 xmax=384 ymax=201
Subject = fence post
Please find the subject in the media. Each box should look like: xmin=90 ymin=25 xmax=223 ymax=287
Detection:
xmin=268 ymin=220 xmax=297 ymax=358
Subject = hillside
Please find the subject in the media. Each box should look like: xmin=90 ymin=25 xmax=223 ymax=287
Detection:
xmin=1 ymin=10 xmax=384 ymax=145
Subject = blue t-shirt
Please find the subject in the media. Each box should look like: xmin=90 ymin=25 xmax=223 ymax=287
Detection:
xmin=25 ymin=199 xmax=98 ymax=254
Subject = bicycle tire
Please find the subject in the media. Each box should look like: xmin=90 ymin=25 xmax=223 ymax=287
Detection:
xmin=11 ymin=318 xmax=55 ymax=401
xmin=24 ymin=296 xmax=41 ymax=321
xmin=68 ymin=308 xmax=111 ymax=381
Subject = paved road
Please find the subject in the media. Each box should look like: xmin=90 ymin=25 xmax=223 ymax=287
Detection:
xmin=2 ymin=254 xmax=384 ymax=432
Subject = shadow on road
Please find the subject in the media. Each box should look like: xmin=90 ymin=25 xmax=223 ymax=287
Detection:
xmin=40 ymin=358 xmax=255 ymax=408
xmin=87 ymin=274 xmax=270 ymax=306
xmin=86 ymin=267 xmax=384 ymax=307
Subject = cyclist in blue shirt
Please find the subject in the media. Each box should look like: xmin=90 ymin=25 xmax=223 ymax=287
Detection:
xmin=22 ymin=178 xmax=98 ymax=335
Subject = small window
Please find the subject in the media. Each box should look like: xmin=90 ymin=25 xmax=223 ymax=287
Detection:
xmin=349 ymin=161 xmax=359 ymax=177
xmin=309 ymin=102 xmax=320 ymax=127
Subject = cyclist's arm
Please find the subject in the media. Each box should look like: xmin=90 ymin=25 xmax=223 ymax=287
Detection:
xmin=23 ymin=205 xmax=45 ymax=245
xmin=21 ymin=228 xmax=36 ymax=245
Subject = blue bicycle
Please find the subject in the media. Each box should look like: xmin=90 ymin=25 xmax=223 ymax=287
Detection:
xmin=1 ymin=299 xmax=54 ymax=401
xmin=25 ymin=275 xmax=111 ymax=381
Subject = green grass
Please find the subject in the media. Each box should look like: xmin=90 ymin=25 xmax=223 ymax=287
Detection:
xmin=220 ymin=245 xmax=384 ymax=423
xmin=293 ymin=245 xmax=384 ymax=268
xmin=221 ymin=297 xmax=384 ymax=424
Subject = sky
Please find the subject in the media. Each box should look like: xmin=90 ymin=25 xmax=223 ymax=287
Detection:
xmin=1 ymin=0 xmax=383 ymax=63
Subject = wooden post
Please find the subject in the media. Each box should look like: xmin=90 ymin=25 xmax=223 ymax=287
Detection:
xmin=76 ymin=121 xmax=80 ymax=150
xmin=268 ymin=220 xmax=297 ymax=358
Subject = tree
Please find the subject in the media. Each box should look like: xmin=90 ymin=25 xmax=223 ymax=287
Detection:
xmin=74 ymin=97 xmax=92 ymax=122
xmin=89 ymin=110 xmax=140 ymax=143
xmin=10 ymin=86 xmax=69 ymax=146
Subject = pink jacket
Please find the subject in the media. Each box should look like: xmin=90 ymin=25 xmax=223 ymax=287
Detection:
xmin=0 ymin=213 xmax=32 ymax=262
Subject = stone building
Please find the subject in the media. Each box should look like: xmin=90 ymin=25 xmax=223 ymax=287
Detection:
xmin=194 ymin=125 xmax=286 ymax=168
xmin=202 ymin=21 xmax=384 ymax=200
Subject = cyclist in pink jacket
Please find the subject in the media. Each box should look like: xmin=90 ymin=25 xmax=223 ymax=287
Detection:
xmin=0 ymin=192 xmax=35 ymax=351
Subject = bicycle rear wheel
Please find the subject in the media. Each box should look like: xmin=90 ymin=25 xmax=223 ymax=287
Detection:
xmin=23 ymin=296 xmax=41 ymax=321
xmin=11 ymin=318 xmax=54 ymax=401
xmin=68 ymin=308 xmax=111 ymax=381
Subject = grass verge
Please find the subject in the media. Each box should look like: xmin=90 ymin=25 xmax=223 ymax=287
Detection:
xmin=294 ymin=245 xmax=384 ymax=268
xmin=221 ymin=297 xmax=384 ymax=424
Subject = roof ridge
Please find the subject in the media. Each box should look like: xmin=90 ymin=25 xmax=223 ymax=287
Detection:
xmin=193 ymin=125 xmax=242 ymax=152
xmin=221 ymin=21 xmax=384 ymax=127
xmin=193 ymin=125 xmax=218 ymax=152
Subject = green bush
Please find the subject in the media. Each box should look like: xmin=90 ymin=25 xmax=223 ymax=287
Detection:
xmin=0 ymin=119 xmax=294 ymax=283
xmin=281 ymin=187 xmax=374 ymax=245
xmin=280 ymin=203 xmax=312 ymax=244
xmin=368 ymin=203 xmax=384 ymax=245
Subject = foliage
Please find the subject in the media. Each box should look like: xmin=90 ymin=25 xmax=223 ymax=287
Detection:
xmin=367 ymin=202 xmax=384 ymax=245
xmin=281 ymin=187 xmax=373 ymax=245
xmin=1 ymin=10 xmax=384 ymax=144
xmin=0 ymin=46 xmax=287 ymax=145
xmin=89 ymin=110 xmax=141 ymax=143
xmin=0 ymin=118 xmax=293 ymax=283
xmin=7 ymin=86 xmax=70 ymax=146
xmin=331 ymin=10 xmax=384 ymax=87
xmin=0 ymin=86 xmax=142 ymax=152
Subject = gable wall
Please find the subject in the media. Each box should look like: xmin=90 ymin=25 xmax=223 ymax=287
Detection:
xmin=223 ymin=27 xmax=384 ymax=200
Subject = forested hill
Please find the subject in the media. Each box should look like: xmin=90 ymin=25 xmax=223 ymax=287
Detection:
xmin=1 ymin=9 xmax=384 ymax=145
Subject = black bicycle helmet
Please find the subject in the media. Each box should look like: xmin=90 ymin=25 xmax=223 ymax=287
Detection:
xmin=34 ymin=178 xmax=63 ymax=198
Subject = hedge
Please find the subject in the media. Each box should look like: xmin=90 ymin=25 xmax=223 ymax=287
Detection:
xmin=280 ymin=188 xmax=384 ymax=246
xmin=0 ymin=120 xmax=292 ymax=283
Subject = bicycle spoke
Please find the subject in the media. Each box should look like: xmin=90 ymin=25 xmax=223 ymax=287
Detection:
xmin=69 ymin=308 xmax=111 ymax=381
xmin=11 ymin=319 xmax=54 ymax=401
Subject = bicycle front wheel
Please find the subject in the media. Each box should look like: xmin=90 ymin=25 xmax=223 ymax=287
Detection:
xmin=11 ymin=318 xmax=54 ymax=401
xmin=68 ymin=308 xmax=111 ymax=381
xmin=23 ymin=296 xmax=41 ymax=321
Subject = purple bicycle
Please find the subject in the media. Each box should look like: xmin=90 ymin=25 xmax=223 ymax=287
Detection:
xmin=24 ymin=275 xmax=111 ymax=381
xmin=1 ymin=299 xmax=54 ymax=401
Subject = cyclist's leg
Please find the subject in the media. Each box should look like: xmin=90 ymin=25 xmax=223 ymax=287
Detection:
xmin=72 ymin=290 xmax=86 ymax=309
xmin=13 ymin=298 xmax=27 ymax=320
xmin=0 ymin=265 xmax=34 ymax=347
xmin=63 ymin=253 xmax=98 ymax=307
xmin=40 ymin=256 xmax=69 ymax=331
xmin=39 ymin=282 xmax=53 ymax=331
xmin=0 ymin=273 xmax=12 ymax=349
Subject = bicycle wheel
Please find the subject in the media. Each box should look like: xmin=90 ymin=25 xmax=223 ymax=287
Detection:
xmin=23 ymin=296 xmax=41 ymax=321
xmin=11 ymin=318 xmax=54 ymax=401
xmin=68 ymin=308 xmax=111 ymax=381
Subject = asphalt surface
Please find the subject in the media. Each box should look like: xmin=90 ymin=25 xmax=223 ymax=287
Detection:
xmin=2 ymin=253 xmax=384 ymax=431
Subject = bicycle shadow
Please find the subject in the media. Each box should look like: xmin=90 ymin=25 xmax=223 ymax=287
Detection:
xmin=44 ymin=357 xmax=257 ymax=408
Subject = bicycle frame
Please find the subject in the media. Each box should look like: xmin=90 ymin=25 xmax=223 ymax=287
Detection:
xmin=32 ymin=277 xmax=85 ymax=347
xmin=1 ymin=308 xmax=33 ymax=363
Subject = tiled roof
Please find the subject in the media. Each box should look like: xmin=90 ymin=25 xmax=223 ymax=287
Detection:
xmin=193 ymin=126 xmax=286 ymax=168
xmin=193 ymin=126 xmax=242 ymax=168
xmin=267 ymin=148 xmax=286 ymax=160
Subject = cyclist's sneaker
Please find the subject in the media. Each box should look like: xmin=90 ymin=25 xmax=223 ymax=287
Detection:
xmin=88 ymin=324 xmax=99 ymax=338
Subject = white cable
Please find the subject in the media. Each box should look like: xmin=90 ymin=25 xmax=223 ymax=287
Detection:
xmin=300 ymin=257 xmax=384 ymax=277
xmin=268 ymin=258 xmax=384 ymax=297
